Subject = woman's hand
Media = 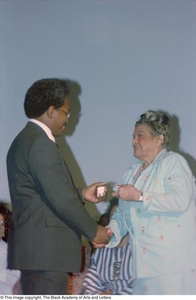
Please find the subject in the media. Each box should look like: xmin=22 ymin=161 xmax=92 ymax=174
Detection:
xmin=112 ymin=184 xmax=141 ymax=201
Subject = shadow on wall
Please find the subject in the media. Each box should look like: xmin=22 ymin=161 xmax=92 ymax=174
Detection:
xmin=159 ymin=111 xmax=196 ymax=177
xmin=56 ymin=80 xmax=101 ymax=222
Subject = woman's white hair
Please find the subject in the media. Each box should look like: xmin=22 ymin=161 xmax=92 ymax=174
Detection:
xmin=135 ymin=110 xmax=171 ymax=147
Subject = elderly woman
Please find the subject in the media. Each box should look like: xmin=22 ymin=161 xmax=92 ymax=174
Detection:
xmin=0 ymin=203 xmax=21 ymax=294
xmin=106 ymin=110 xmax=196 ymax=295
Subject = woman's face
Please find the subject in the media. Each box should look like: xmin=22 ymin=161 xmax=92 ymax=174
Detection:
xmin=0 ymin=213 xmax=5 ymax=240
xmin=132 ymin=124 xmax=163 ymax=163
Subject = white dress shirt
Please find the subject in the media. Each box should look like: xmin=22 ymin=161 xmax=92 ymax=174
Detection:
xmin=30 ymin=119 xmax=55 ymax=143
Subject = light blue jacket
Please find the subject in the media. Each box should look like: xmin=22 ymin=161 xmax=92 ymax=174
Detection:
xmin=107 ymin=149 xmax=196 ymax=279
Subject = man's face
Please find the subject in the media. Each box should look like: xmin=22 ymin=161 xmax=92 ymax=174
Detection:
xmin=50 ymin=97 xmax=71 ymax=137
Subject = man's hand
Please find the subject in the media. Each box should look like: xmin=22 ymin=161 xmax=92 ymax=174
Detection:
xmin=92 ymin=226 xmax=113 ymax=248
xmin=92 ymin=225 xmax=110 ymax=244
xmin=83 ymin=182 xmax=107 ymax=203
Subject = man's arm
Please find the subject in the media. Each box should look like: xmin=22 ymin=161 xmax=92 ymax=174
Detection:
xmin=28 ymin=139 xmax=99 ymax=241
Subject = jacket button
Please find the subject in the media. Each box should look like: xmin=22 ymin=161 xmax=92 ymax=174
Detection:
xmin=137 ymin=208 xmax=141 ymax=213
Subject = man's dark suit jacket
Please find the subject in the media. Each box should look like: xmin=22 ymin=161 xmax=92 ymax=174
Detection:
xmin=6 ymin=122 xmax=98 ymax=272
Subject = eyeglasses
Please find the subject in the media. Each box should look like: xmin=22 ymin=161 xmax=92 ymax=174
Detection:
xmin=58 ymin=108 xmax=71 ymax=119
xmin=0 ymin=220 xmax=5 ymax=227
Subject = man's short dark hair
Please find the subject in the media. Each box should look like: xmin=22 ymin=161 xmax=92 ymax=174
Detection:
xmin=24 ymin=78 xmax=70 ymax=118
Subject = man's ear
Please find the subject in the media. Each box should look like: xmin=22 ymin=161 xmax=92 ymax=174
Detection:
xmin=47 ymin=106 xmax=55 ymax=119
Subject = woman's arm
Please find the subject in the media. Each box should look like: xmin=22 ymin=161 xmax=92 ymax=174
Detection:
xmin=143 ymin=153 xmax=195 ymax=213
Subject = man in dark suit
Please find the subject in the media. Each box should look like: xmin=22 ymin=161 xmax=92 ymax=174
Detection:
xmin=6 ymin=78 xmax=109 ymax=295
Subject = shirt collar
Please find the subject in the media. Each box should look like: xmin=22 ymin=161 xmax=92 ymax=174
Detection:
xmin=29 ymin=119 xmax=56 ymax=143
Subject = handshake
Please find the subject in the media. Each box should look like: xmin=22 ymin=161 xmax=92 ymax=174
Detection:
xmin=83 ymin=181 xmax=115 ymax=247
xmin=92 ymin=225 xmax=113 ymax=248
